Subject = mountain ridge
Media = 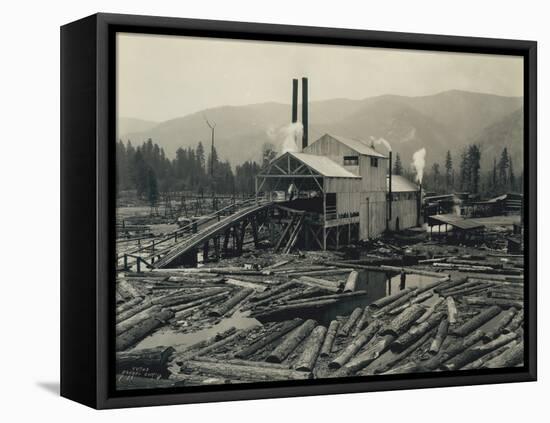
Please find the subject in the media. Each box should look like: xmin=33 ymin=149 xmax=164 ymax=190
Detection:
xmin=118 ymin=90 xmax=523 ymax=171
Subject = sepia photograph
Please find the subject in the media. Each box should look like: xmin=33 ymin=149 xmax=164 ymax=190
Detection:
xmin=113 ymin=32 xmax=526 ymax=391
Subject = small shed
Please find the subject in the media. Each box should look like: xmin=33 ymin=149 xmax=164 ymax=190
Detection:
xmin=387 ymin=174 xmax=420 ymax=231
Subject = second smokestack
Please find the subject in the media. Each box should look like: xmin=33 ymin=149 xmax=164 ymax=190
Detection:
xmin=302 ymin=77 xmax=308 ymax=150
xmin=292 ymin=79 xmax=298 ymax=123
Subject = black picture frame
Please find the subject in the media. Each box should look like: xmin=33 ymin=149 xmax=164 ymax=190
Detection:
xmin=60 ymin=12 xmax=537 ymax=409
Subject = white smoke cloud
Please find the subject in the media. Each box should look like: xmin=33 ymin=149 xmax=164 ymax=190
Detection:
xmin=374 ymin=137 xmax=392 ymax=152
xmin=412 ymin=147 xmax=426 ymax=183
xmin=281 ymin=122 xmax=303 ymax=154
xmin=266 ymin=125 xmax=278 ymax=141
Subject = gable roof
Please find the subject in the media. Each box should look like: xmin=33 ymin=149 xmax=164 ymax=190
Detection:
xmin=387 ymin=174 xmax=419 ymax=192
xmin=317 ymin=134 xmax=387 ymax=158
xmin=290 ymin=152 xmax=360 ymax=178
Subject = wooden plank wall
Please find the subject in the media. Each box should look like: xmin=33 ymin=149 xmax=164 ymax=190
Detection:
xmin=388 ymin=195 xmax=419 ymax=230
xmin=303 ymin=134 xmax=360 ymax=175
xmin=360 ymin=191 xmax=387 ymax=239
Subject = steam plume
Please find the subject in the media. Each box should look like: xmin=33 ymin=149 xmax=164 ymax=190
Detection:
xmin=374 ymin=137 xmax=392 ymax=152
xmin=281 ymin=122 xmax=303 ymax=153
xmin=412 ymin=148 xmax=426 ymax=183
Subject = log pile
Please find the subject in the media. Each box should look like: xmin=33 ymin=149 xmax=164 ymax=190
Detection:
xmin=114 ymin=248 xmax=525 ymax=389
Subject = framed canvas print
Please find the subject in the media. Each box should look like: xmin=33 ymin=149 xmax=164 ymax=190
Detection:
xmin=60 ymin=13 xmax=537 ymax=409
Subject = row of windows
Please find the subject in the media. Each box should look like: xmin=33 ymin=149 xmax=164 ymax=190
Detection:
xmin=342 ymin=156 xmax=379 ymax=167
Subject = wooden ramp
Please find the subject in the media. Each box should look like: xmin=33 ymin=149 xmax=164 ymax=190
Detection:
xmin=153 ymin=201 xmax=273 ymax=268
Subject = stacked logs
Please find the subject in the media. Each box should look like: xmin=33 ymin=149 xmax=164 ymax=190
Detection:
xmin=115 ymin=256 xmax=525 ymax=387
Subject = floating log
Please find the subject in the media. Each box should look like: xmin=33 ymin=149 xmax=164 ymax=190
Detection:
xmin=117 ymin=300 xmax=153 ymax=323
xmin=277 ymin=287 xmax=324 ymax=304
xmin=380 ymin=361 xmax=419 ymax=375
xmin=482 ymin=308 xmax=517 ymax=342
xmin=391 ymin=312 xmax=444 ymax=353
xmin=439 ymin=280 xmax=492 ymax=297
xmin=329 ymin=321 xmax=381 ymax=369
xmin=369 ymin=288 xmax=413 ymax=310
xmin=116 ymin=305 xmax=162 ymax=336
xmin=421 ymin=330 xmax=485 ymax=370
xmin=451 ymin=306 xmax=502 ymax=337
xmin=182 ymin=327 xmax=237 ymax=353
xmin=387 ymin=291 xmax=434 ymax=315
xmin=116 ymin=309 xmax=174 ymax=351
xmin=484 ymin=340 xmax=524 ymax=368
xmin=372 ymin=290 xmax=419 ymax=319
xmin=489 ymin=291 xmax=523 ymax=301
xmin=323 ymin=261 xmax=387 ymax=272
xmin=368 ymin=329 xmax=435 ymax=375
xmin=504 ymin=310 xmax=524 ymax=334
xmin=434 ymin=278 xmax=468 ymax=294
xmin=234 ymin=319 xmax=303 ymax=359
xmin=266 ymin=319 xmax=317 ymax=363
xmin=284 ymin=290 xmax=368 ymax=306
xmin=170 ymin=267 xmax=264 ymax=276
xmin=441 ymin=332 xmax=519 ymax=371
xmin=286 ymin=291 xmax=367 ymax=305
xmin=338 ymin=307 xmax=363 ymax=337
xmin=194 ymin=327 xmax=257 ymax=357
xmin=338 ymin=334 xmax=396 ymax=376
xmin=208 ymin=288 xmax=253 ymax=317
xmin=380 ymin=304 xmax=425 ymax=338
xmin=296 ymin=276 xmax=343 ymax=293
xmin=351 ymin=307 xmax=370 ymax=337
xmin=170 ymin=291 xmax=227 ymax=313
xmin=416 ymin=297 xmax=444 ymax=324
xmin=461 ymin=340 xmax=519 ymax=370
xmin=253 ymin=299 xmax=339 ymax=322
xmin=185 ymin=359 xmax=313 ymax=381
xmin=116 ymin=346 xmax=175 ymax=376
xmin=263 ymin=259 xmax=293 ymax=271
xmin=319 ymin=320 xmax=340 ymax=357
xmin=225 ymin=278 xmax=267 ymax=291
xmin=250 ymin=281 xmax=296 ymax=302
xmin=285 ymin=269 xmax=354 ymax=278
xmin=416 ymin=277 xmax=449 ymax=294
xmin=156 ymin=287 xmax=228 ymax=308
xmin=294 ymin=325 xmax=328 ymax=372
xmin=380 ymin=265 xmax=448 ymax=278
xmin=446 ymin=297 xmax=458 ymax=324
xmin=246 ymin=287 xmax=303 ymax=310
xmin=429 ymin=319 xmax=449 ymax=355
xmin=116 ymin=297 xmax=144 ymax=314
xmin=343 ymin=271 xmax=359 ymax=292
xmin=462 ymin=297 xmax=522 ymax=309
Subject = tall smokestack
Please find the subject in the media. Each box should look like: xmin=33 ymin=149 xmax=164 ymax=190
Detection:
xmin=292 ymin=79 xmax=298 ymax=124
xmin=417 ymin=183 xmax=422 ymax=227
xmin=302 ymin=77 xmax=308 ymax=150
xmin=388 ymin=152 xmax=393 ymax=221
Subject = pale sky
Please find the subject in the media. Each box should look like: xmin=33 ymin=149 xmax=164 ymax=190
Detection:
xmin=117 ymin=32 xmax=523 ymax=122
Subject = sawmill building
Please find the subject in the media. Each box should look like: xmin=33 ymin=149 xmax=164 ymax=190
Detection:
xmin=256 ymin=133 xmax=420 ymax=248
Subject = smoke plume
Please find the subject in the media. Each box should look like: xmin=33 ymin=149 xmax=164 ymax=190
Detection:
xmin=281 ymin=122 xmax=303 ymax=153
xmin=374 ymin=137 xmax=392 ymax=152
xmin=412 ymin=148 xmax=426 ymax=183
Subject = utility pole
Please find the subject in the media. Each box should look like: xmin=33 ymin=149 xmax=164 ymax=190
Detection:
xmin=204 ymin=115 xmax=216 ymax=192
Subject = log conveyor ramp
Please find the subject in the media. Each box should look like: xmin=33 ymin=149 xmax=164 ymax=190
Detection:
xmin=153 ymin=201 xmax=273 ymax=268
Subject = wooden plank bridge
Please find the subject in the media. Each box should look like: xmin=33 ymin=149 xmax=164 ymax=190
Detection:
xmin=117 ymin=199 xmax=274 ymax=271
xmin=153 ymin=201 xmax=273 ymax=268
